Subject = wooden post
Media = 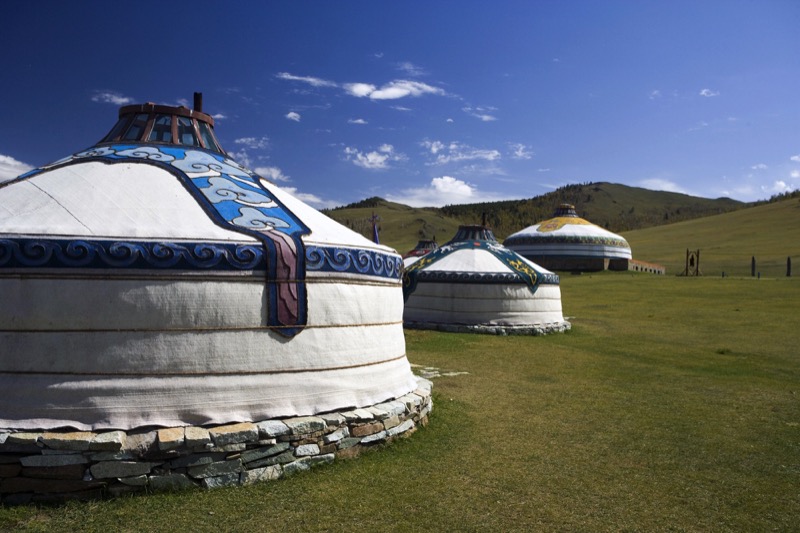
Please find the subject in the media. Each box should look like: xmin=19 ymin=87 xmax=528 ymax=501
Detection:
xmin=788 ymin=256 xmax=792 ymax=277
xmin=751 ymin=256 xmax=756 ymax=277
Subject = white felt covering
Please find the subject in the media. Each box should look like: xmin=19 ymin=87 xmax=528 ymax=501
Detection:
xmin=0 ymin=159 xmax=415 ymax=431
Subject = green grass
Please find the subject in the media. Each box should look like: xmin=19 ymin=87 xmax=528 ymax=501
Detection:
xmin=3 ymin=275 xmax=799 ymax=531
xmin=625 ymin=197 xmax=800 ymax=276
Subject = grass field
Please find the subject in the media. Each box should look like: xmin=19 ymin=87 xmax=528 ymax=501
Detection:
xmin=2 ymin=274 xmax=798 ymax=532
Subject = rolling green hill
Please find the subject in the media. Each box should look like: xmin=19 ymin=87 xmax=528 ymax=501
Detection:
xmin=624 ymin=197 xmax=800 ymax=277
xmin=323 ymin=181 xmax=744 ymax=254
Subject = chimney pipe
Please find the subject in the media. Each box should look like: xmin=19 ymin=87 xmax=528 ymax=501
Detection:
xmin=193 ymin=92 xmax=203 ymax=112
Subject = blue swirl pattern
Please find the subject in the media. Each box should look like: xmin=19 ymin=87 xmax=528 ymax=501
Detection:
xmin=306 ymin=246 xmax=402 ymax=280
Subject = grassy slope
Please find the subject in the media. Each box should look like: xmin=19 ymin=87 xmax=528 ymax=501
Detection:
xmin=3 ymin=276 xmax=798 ymax=531
xmin=625 ymin=197 xmax=800 ymax=276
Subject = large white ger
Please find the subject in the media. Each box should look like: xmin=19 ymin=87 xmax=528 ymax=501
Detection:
xmin=402 ymin=225 xmax=569 ymax=334
xmin=0 ymin=100 xmax=417 ymax=431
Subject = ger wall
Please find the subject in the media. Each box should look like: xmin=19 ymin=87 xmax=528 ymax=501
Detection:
xmin=0 ymin=378 xmax=432 ymax=505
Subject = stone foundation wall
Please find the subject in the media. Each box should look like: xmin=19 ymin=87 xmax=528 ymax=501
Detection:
xmin=405 ymin=321 xmax=571 ymax=336
xmin=0 ymin=378 xmax=432 ymax=505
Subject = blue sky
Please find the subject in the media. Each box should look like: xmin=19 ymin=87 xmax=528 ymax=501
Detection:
xmin=2 ymin=1 xmax=799 ymax=208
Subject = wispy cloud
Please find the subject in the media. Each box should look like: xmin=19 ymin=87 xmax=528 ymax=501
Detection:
xmin=392 ymin=105 xmax=412 ymax=112
xmin=254 ymin=166 xmax=290 ymax=182
xmin=286 ymin=112 xmax=301 ymax=122
xmin=463 ymin=106 xmax=497 ymax=121
xmin=386 ymin=176 xmax=511 ymax=207
xmin=396 ymin=61 xmax=426 ymax=77
xmin=352 ymin=80 xmax=445 ymax=100
xmin=344 ymin=144 xmax=406 ymax=170
xmin=234 ymin=136 xmax=270 ymax=150
xmin=276 ymin=72 xmax=337 ymax=88
xmin=649 ymin=90 xmax=662 ymax=100
xmin=278 ymin=72 xmax=446 ymax=101
xmin=211 ymin=113 xmax=227 ymax=120
xmin=0 ymin=154 xmax=34 ymax=183
xmin=751 ymin=163 xmax=768 ymax=170
xmin=790 ymin=154 xmax=800 ymax=163
xmin=91 ymin=91 xmax=134 ymax=106
xmin=699 ymin=88 xmax=720 ymax=97
xmin=348 ymin=118 xmax=368 ymax=125
xmin=508 ymin=143 xmax=533 ymax=160
xmin=421 ymin=140 xmax=501 ymax=165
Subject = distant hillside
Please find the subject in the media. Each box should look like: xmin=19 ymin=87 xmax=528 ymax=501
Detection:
xmin=440 ymin=182 xmax=743 ymax=237
xmin=624 ymin=196 xmax=800 ymax=277
xmin=323 ymin=182 xmax=745 ymax=253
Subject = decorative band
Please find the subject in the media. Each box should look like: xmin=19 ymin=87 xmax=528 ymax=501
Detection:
xmin=0 ymin=238 xmax=402 ymax=281
xmin=415 ymin=270 xmax=560 ymax=285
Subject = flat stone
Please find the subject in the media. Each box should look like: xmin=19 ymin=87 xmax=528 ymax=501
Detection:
xmin=346 ymin=409 xmax=375 ymax=422
xmin=40 ymin=432 xmax=93 ymax=451
xmin=247 ymin=450 xmax=295 ymax=469
xmin=318 ymin=413 xmax=346 ymax=426
xmin=295 ymin=444 xmax=320 ymax=457
xmin=351 ymin=421 xmax=383 ymax=437
xmin=283 ymin=417 xmax=326 ymax=435
xmin=337 ymin=437 xmax=361 ymax=450
xmin=366 ymin=406 xmax=390 ymax=420
xmin=149 ymin=473 xmax=197 ymax=492
xmin=201 ymin=472 xmax=241 ymax=489
xmin=240 ymin=442 xmax=291 ymax=464
xmin=211 ymin=443 xmax=247 ymax=452
xmin=387 ymin=419 xmax=415 ymax=437
xmin=360 ymin=431 xmax=387 ymax=445
xmin=185 ymin=426 xmax=211 ymax=448
xmin=376 ymin=400 xmax=407 ymax=417
xmin=240 ymin=464 xmax=282 ymax=485
xmin=158 ymin=427 xmax=185 ymax=451
xmin=188 ymin=458 xmax=242 ymax=479
xmin=282 ymin=459 xmax=310 ymax=476
xmin=91 ymin=461 xmax=159 ymax=479
xmin=20 ymin=454 xmax=89 ymax=467
xmin=0 ymin=454 xmax=26 ymax=464
xmin=257 ymin=420 xmax=291 ymax=438
xmin=123 ymin=431 xmax=158 ymax=457
xmin=323 ymin=427 xmax=350 ymax=444
xmin=209 ymin=423 xmax=258 ymax=446
xmin=398 ymin=393 xmax=423 ymax=411
xmin=5 ymin=432 xmax=41 ymax=445
xmin=382 ymin=415 xmax=401 ymax=430
xmin=0 ymin=432 xmax=9 ymax=444
xmin=169 ymin=452 xmax=226 ymax=469
xmin=118 ymin=475 xmax=148 ymax=486
xmin=90 ymin=431 xmax=126 ymax=451
xmin=307 ymin=453 xmax=334 ymax=467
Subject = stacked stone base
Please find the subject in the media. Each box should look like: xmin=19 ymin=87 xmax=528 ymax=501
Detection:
xmin=405 ymin=321 xmax=571 ymax=336
xmin=0 ymin=378 xmax=432 ymax=505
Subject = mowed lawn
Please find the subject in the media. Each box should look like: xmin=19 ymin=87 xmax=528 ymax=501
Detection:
xmin=2 ymin=274 xmax=799 ymax=532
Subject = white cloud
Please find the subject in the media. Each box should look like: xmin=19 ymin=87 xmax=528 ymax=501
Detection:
xmin=344 ymin=83 xmax=377 ymax=97
xmin=463 ymin=106 xmax=497 ymax=121
xmin=392 ymin=106 xmax=412 ymax=112
xmin=229 ymin=149 xmax=252 ymax=169
xmin=790 ymin=154 xmax=800 ymax=163
xmin=509 ymin=143 xmax=533 ymax=160
xmin=699 ymin=88 xmax=720 ymax=97
xmin=421 ymin=140 xmax=501 ymax=165
xmin=385 ymin=176 xmax=511 ymax=208
xmin=751 ymin=163 xmax=768 ymax=170
xmin=346 ymin=80 xmax=445 ymax=100
xmin=538 ymin=168 xmax=551 ymax=173
xmin=791 ymin=170 xmax=800 ymax=179
xmin=639 ymin=178 xmax=689 ymax=194
xmin=649 ymin=90 xmax=662 ymax=100
xmin=212 ymin=113 xmax=227 ymax=120
xmin=286 ymin=112 xmax=301 ymax=122
xmin=276 ymin=72 xmax=337 ymax=88
xmin=446 ymin=118 xmax=454 ymax=123
xmin=761 ymin=180 xmax=796 ymax=195
xmin=254 ymin=166 xmax=290 ymax=182
xmin=348 ymin=118 xmax=368 ymax=125
xmin=0 ymin=154 xmax=34 ymax=183
xmin=91 ymin=91 xmax=134 ymax=105
xmin=234 ymin=136 xmax=270 ymax=150
xmin=344 ymin=144 xmax=405 ymax=170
